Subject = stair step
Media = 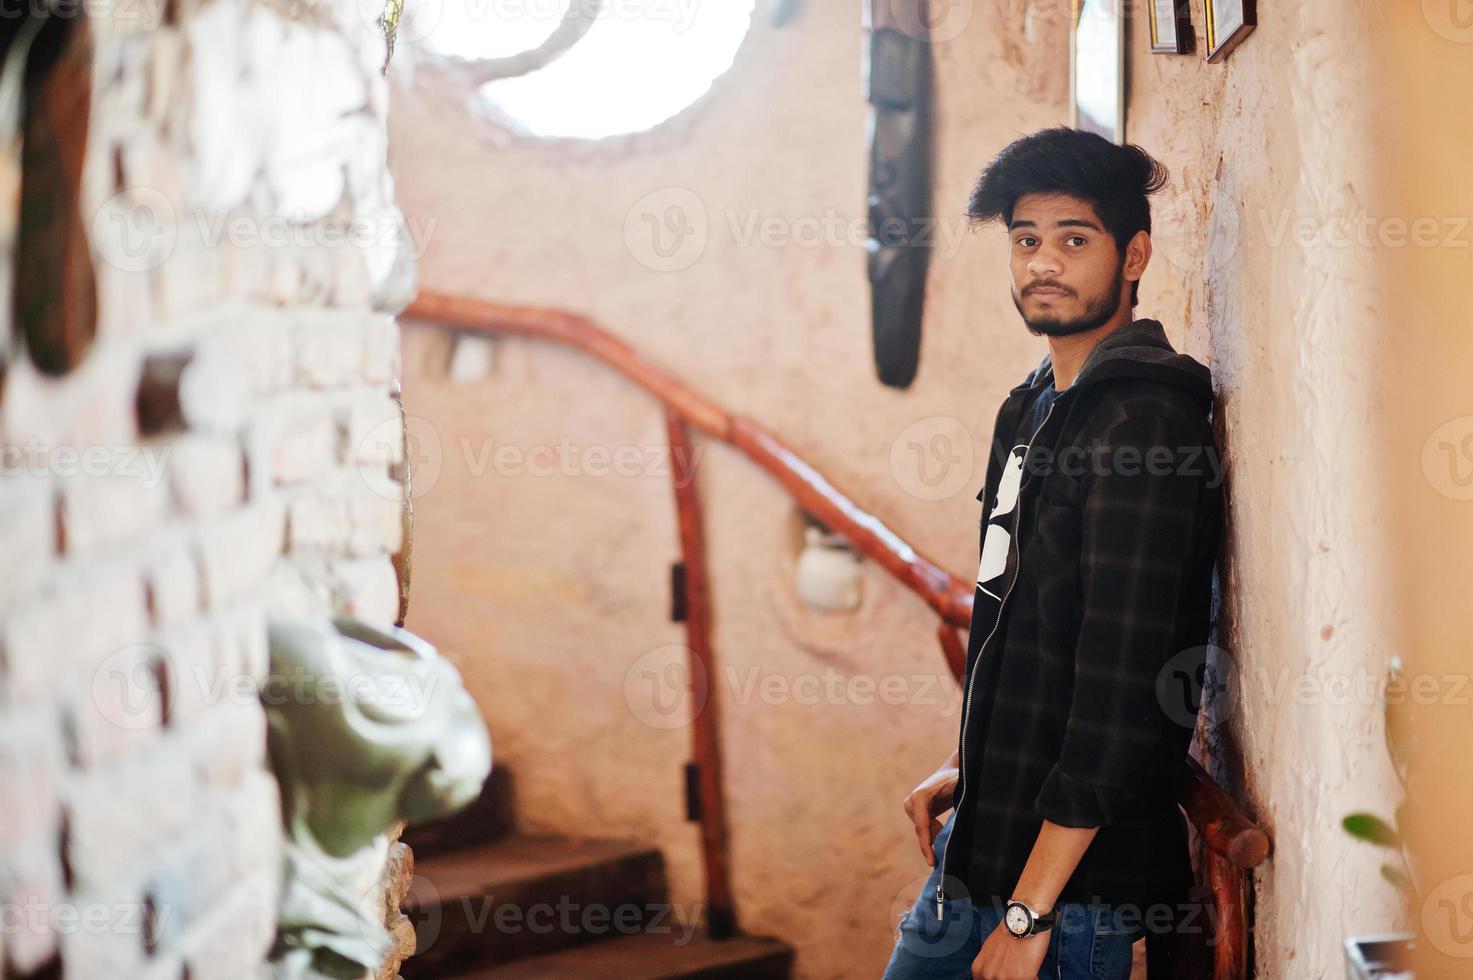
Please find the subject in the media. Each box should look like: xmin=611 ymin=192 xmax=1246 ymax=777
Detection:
xmin=403 ymin=765 xmax=516 ymax=857
xmin=446 ymin=930 xmax=795 ymax=980
xmin=401 ymin=834 xmax=668 ymax=976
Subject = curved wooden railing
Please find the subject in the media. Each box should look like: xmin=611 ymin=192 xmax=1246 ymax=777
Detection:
xmin=405 ymin=289 xmax=1270 ymax=978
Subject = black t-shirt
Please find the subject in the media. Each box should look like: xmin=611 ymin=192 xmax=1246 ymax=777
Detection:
xmin=975 ymin=381 xmax=1059 ymax=604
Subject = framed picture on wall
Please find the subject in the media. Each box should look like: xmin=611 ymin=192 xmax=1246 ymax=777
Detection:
xmin=1149 ymin=0 xmax=1192 ymax=55
xmin=1070 ymin=0 xmax=1125 ymax=143
xmin=1205 ymin=0 xmax=1256 ymax=63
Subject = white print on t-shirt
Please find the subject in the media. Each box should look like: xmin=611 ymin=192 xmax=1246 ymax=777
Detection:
xmin=977 ymin=443 xmax=1027 ymax=601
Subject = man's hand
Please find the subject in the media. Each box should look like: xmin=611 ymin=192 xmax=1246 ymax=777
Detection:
xmin=902 ymin=763 xmax=958 ymax=866
xmin=972 ymin=917 xmax=1049 ymax=980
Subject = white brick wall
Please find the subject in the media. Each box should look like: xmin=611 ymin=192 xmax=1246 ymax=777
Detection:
xmin=0 ymin=0 xmax=413 ymax=975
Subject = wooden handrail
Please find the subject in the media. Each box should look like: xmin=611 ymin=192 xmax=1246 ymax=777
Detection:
xmin=407 ymin=290 xmax=973 ymax=631
xmin=1182 ymin=755 xmax=1271 ymax=870
xmin=405 ymin=290 xmax=1270 ymax=976
xmin=404 ymin=289 xmax=1268 ymax=862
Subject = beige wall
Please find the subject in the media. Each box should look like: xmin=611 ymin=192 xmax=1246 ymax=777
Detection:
xmin=1376 ymin=8 xmax=1473 ymax=980
xmin=392 ymin=1 xmax=1409 ymax=976
xmin=1126 ymin=2 xmax=1405 ymax=977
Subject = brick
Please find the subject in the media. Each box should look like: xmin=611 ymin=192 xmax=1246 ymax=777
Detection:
xmin=153 ymin=619 xmax=215 ymax=731
xmin=65 ymin=771 xmax=158 ymax=893
xmin=193 ymin=699 xmax=267 ymax=795
xmin=142 ymin=538 xmax=202 ymax=628
xmin=179 ymin=317 xmax=293 ymax=433
xmin=145 ymin=814 xmax=234 ymax=952
xmin=341 ymin=388 xmax=404 ymax=468
xmin=58 ymin=468 xmax=171 ymax=555
xmin=363 ymin=314 xmax=400 ymax=383
xmin=70 ymin=640 xmax=168 ymax=766
xmin=210 ymin=600 xmax=268 ymax=690
xmin=197 ymin=498 xmax=284 ymax=607
xmin=95 ymin=262 xmax=155 ymax=341
xmin=1 ymin=567 xmax=149 ymax=706
xmin=0 ymin=344 xmax=139 ymax=452
xmin=1 ymin=837 xmax=68 ymax=973
xmin=224 ymin=771 xmax=281 ymax=881
xmin=286 ymin=475 xmax=401 ymax=557
xmin=294 ymin=314 xmax=366 ymax=388
xmin=152 ymin=223 xmax=222 ymax=327
xmin=329 ymin=241 xmax=372 ymax=308
xmin=216 ymin=236 xmax=270 ymax=302
xmin=275 ymin=414 xmax=336 ymax=485
xmin=65 ymin=748 xmax=200 ymax=895
xmin=330 ymin=556 xmax=399 ymax=626
xmin=260 ymin=556 xmax=334 ymax=618
xmin=54 ymin=887 xmax=148 ymax=980
xmin=167 ymin=434 xmax=244 ymax=518
xmin=176 ymin=870 xmax=277 ymax=980
xmin=0 ymin=478 xmax=57 ymax=608
xmin=0 ymin=707 xmax=64 ymax=844
xmin=244 ymin=401 xmax=335 ymax=490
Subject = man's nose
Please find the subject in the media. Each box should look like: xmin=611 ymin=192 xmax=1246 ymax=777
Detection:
xmin=1027 ymin=246 xmax=1063 ymax=278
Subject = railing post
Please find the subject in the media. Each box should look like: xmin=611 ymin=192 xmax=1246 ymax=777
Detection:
xmin=664 ymin=407 xmax=737 ymax=940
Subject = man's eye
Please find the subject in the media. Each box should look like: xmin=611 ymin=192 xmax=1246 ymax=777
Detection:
xmin=1014 ymin=237 xmax=1037 ymax=248
xmin=1066 ymin=235 xmax=1087 ymax=246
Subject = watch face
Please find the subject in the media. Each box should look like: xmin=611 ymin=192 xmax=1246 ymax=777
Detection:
xmin=1005 ymin=903 xmax=1031 ymax=936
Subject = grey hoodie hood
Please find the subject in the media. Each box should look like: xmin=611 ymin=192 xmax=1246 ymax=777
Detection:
xmin=1019 ymin=318 xmax=1214 ymax=416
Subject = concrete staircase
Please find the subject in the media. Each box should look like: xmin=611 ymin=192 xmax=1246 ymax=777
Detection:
xmin=399 ymin=768 xmax=794 ymax=979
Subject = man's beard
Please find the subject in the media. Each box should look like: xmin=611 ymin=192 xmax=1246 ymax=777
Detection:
xmin=1013 ymin=272 xmax=1125 ymax=338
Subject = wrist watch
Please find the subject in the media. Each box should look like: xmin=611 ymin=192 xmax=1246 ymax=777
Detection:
xmin=1003 ymin=899 xmax=1056 ymax=939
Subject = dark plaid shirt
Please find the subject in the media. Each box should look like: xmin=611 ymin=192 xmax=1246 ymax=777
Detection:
xmin=937 ymin=319 xmax=1224 ymax=915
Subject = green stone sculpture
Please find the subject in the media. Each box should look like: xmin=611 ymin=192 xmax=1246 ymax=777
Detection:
xmin=264 ymin=616 xmax=491 ymax=979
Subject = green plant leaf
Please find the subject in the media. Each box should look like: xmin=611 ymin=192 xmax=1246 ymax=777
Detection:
xmin=1381 ymin=863 xmax=1414 ymax=897
xmin=1343 ymin=812 xmax=1400 ymax=847
xmin=1384 ymin=664 xmax=1415 ymax=788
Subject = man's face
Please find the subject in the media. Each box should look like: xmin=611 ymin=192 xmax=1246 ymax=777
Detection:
xmin=1007 ymin=192 xmax=1130 ymax=338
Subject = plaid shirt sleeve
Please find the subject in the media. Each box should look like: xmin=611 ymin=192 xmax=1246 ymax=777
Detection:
xmin=1034 ymin=411 xmax=1205 ymax=828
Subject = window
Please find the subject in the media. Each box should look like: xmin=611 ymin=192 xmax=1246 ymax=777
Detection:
xmin=417 ymin=0 xmax=756 ymax=141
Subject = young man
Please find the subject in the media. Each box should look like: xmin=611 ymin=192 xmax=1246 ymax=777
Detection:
xmin=884 ymin=128 xmax=1224 ymax=979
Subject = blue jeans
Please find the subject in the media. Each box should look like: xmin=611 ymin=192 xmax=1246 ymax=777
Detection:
xmin=883 ymin=810 xmax=1138 ymax=979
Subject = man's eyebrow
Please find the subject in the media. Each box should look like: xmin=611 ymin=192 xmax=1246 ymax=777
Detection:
xmin=1007 ymin=217 xmax=1103 ymax=231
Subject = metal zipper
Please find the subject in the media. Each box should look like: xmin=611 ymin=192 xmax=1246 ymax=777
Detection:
xmin=936 ymin=399 xmax=1057 ymax=921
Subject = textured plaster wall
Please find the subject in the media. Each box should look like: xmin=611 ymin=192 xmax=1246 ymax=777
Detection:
xmin=390 ymin=3 xmax=1067 ymax=975
xmin=1126 ymin=3 xmax=1404 ymax=977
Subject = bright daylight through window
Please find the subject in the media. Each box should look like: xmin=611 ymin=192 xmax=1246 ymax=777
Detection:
xmin=415 ymin=0 xmax=757 ymax=140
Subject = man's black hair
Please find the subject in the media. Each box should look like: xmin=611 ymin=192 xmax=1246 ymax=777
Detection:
xmin=966 ymin=127 xmax=1168 ymax=306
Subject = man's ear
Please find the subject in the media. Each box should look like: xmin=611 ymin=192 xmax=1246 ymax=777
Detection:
xmin=1123 ymin=230 xmax=1152 ymax=284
